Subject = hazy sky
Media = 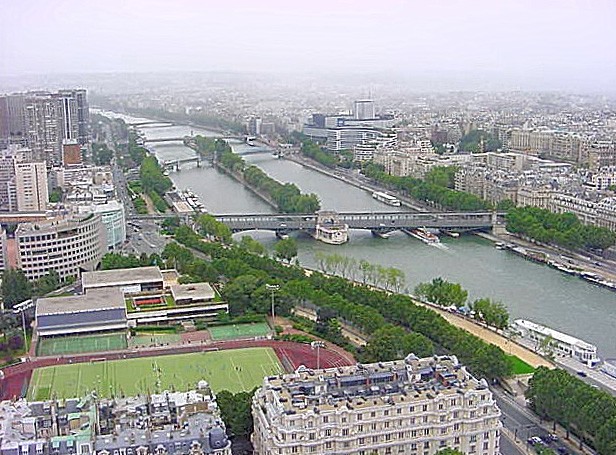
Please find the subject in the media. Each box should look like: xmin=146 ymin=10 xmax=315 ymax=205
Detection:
xmin=2 ymin=0 xmax=615 ymax=90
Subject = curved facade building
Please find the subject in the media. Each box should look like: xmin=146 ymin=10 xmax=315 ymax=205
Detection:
xmin=15 ymin=213 xmax=105 ymax=281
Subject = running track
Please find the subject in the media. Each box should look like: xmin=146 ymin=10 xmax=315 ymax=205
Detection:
xmin=0 ymin=339 xmax=355 ymax=400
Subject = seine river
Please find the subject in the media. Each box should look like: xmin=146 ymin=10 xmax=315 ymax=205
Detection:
xmin=102 ymin=112 xmax=616 ymax=359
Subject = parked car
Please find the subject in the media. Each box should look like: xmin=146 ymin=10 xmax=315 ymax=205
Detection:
xmin=527 ymin=436 xmax=544 ymax=446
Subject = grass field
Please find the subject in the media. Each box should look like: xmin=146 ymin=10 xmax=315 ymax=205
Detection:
xmin=507 ymin=354 xmax=536 ymax=375
xmin=208 ymin=322 xmax=271 ymax=341
xmin=28 ymin=347 xmax=282 ymax=401
xmin=128 ymin=333 xmax=182 ymax=348
xmin=36 ymin=333 xmax=128 ymax=357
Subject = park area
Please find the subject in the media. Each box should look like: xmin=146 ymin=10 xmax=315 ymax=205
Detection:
xmin=27 ymin=347 xmax=282 ymax=401
xmin=36 ymin=333 xmax=128 ymax=356
xmin=208 ymin=322 xmax=271 ymax=341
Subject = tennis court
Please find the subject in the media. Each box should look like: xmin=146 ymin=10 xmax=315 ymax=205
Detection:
xmin=28 ymin=347 xmax=282 ymax=400
xmin=36 ymin=333 xmax=128 ymax=356
xmin=208 ymin=322 xmax=271 ymax=341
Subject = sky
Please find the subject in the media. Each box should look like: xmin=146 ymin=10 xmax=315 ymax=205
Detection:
xmin=1 ymin=0 xmax=616 ymax=91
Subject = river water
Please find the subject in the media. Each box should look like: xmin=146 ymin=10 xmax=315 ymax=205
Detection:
xmin=104 ymin=111 xmax=616 ymax=359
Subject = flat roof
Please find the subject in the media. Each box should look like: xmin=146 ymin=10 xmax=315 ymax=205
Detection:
xmin=170 ymin=282 xmax=215 ymax=301
xmin=36 ymin=288 xmax=125 ymax=316
xmin=82 ymin=266 xmax=163 ymax=288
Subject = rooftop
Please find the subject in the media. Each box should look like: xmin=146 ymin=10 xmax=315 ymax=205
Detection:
xmin=514 ymin=319 xmax=597 ymax=351
xmin=259 ymin=355 xmax=490 ymax=415
xmin=82 ymin=266 xmax=163 ymax=289
xmin=36 ymin=288 xmax=125 ymax=316
xmin=170 ymin=282 xmax=215 ymax=302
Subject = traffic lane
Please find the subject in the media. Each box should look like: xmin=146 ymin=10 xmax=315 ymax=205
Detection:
xmin=500 ymin=433 xmax=526 ymax=455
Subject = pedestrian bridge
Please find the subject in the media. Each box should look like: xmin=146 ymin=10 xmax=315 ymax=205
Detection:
xmin=216 ymin=211 xmax=505 ymax=233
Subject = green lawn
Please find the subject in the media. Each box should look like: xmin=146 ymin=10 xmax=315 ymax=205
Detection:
xmin=208 ymin=322 xmax=272 ymax=341
xmin=28 ymin=347 xmax=282 ymax=401
xmin=507 ymin=354 xmax=536 ymax=375
xmin=37 ymin=333 xmax=128 ymax=357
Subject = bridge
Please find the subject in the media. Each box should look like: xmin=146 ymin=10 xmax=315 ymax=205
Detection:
xmin=215 ymin=211 xmax=504 ymax=233
xmin=161 ymin=156 xmax=202 ymax=171
xmin=144 ymin=137 xmax=187 ymax=143
xmin=127 ymin=121 xmax=175 ymax=127
xmin=130 ymin=211 xmax=504 ymax=232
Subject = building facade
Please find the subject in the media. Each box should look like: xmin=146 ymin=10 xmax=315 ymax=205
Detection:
xmin=14 ymin=214 xmax=105 ymax=280
xmin=14 ymin=161 xmax=48 ymax=211
xmin=252 ymin=355 xmax=501 ymax=455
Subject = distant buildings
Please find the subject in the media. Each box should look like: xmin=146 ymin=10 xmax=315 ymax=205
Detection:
xmin=0 ymin=89 xmax=89 ymax=166
xmin=252 ymin=354 xmax=502 ymax=455
xmin=303 ymin=100 xmax=398 ymax=158
xmin=0 ymin=387 xmax=231 ymax=455
xmin=0 ymin=146 xmax=47 ymax=212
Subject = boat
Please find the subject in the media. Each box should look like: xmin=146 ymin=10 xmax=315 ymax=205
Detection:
xmin=404 ymin=227 xmax=440 ymax=244
xmin=443 ymin=230 xmax=460 ymax=238
xmin=372 ymin=191 xmax=401 ymax=207
xmin=495 ymin=242 xmax=506 ymax=250
xmin=313 ymin=211 xmax=349 ymax=245
xmin=512 ymin=319 xmax=600 ymax=367
xmin=372 ymin=230 xmax=392 ymax=239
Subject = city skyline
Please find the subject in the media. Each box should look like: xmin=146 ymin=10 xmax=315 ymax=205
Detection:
xmin=1 ymin=0 xmax=616 ymax=92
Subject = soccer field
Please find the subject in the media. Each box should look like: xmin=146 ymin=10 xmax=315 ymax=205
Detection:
xmin=28 ymin=347 xmax=282 ymax=401
xmin=208 ymin=322 xmax=271 ymax=341
xmin=36 ymin=333 xmax=128 ymax=356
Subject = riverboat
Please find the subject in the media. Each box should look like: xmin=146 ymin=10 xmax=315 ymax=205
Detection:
xmin=512 ymin=319 xmax=600 ymax=367
xmin=313 ymin=211 xmax=349 ymax=245
xmin=372 ymin=191 xmax=401 ymax=207
xmin=405 ymin=227 xmax=440 ymax=244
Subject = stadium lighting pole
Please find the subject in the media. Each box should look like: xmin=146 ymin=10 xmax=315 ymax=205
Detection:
xmin=265 ymin=284 xmax=280 ymax=325
xmin=311 ymin=341 xmax=325 ymax=370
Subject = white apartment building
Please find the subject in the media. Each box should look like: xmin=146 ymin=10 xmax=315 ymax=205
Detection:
xmin=14 ymin=213 xmax=106 ymax=280
xmin=550 ymin=194 xmax=597 ymax=225
xmin=76 ymin=200 xmax=126 ymax=250
xmin=588 ymin=166 xmax=616 ymax=190
xmin=14 ymin=160 xmax=48 ymax=211
xmin=596 ymin=197 xmax=616 ymax=231
xmin=252 ymin=355 xmax=502 ymax=455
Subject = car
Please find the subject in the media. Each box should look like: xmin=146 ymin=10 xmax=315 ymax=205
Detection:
xmin=547 ymin=433 xmax=559 ymax=442
xmin=557 ymin=447 xmax=569 ymax=454
xmin=577 ymin=370 xmax=588 ymax=377
xmin=527 ymin=436 xmax=544 ymax=446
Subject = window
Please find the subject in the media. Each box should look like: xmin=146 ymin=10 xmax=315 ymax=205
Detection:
xmin=325 ymin=429 xmax=331 ymax=437
xmin=384 ymin=410 xmax=390 ymax=416
xmin=342 ymin=429 xmax=349 ymax=436
xmin=470 ymin=435 xmax=477 ymax=442
xmin=359 ymin=438 xmax=365 ymax=445
xmin=326 ymin=442 xmax=332 ymax=449
xmin=422 ymin=405 xmax=428 ymax=412
xmin=323 ymin=416 xmax=329 ymax=423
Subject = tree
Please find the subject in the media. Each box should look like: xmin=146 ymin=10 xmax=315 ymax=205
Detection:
xmin=33 ymin=270 xmax=61 ymax=296
xmin=362 ymin=325 xmax=433 ymax=362
xmin=437 ymin=449 xmax=465 ymax=455
xmin=470 ymin=298 xmax=509 ymax=329
xmin=1 ymin=269 xmax=32 ymax=309
xmin=414 ymin=278 xmax=468 ymax=308
xmin=216 ymin=390 xmax=255 ymax=437
xmin=274 ymin=238 xmax=298 ymax=263
xmin=239 ymin=235 xmax=266 ymax=256
xmin=222 ymin=274 xmax=261 ymax=315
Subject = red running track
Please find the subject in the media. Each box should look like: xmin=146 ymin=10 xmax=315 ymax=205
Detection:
xmin=0 ymin=339 xmax=354 ymax=400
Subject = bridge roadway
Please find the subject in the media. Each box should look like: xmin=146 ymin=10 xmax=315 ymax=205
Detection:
xmin=215 ymin=211 xmax=504 ymax=232
xmin=144 ymin=137 xmax=186 ymax=143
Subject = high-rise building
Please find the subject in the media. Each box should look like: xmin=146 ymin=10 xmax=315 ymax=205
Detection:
xmin=252 ymin=354 xmax=502 ymax=455
xmin=14 ymin=160 xmax=48 ymax=211
xmin=0 ymin=89 xmax=89 ymax=164
xmin=0 ymin=145 xmax=34 ymax=211
xmin=354 ymin=99 xmax=376 ymax=120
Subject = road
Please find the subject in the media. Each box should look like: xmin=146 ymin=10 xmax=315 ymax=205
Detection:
xmin=493 ymin=387 xmax=591 ymax=455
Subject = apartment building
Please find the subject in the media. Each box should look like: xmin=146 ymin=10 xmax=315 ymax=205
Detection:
xmin=252 ymin=355 xmax=502 ymax=455
xmin=14 ymin=161 xmax=48 ymax=211
xmin=0 ymin=388 xmax=231 ymax=455
xmin=13 ymin=214 xmax=105 ymax=280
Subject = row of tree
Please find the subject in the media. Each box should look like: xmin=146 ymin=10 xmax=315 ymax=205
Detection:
xmin=170 ymin=225 xmax=513 ymax=380
xmin=363 ymin=163 xmax=491 ymax=211
xmin=506 ymin=206 xmax=616 ymax=251
xmin=526 ymin=367 xmax=616 ymax=454
xmin=314 ymin=252 xmax=406 ymax=292
xmin=139 ymin=155 xmax=173 ymax=212
xmin=216 ymin=141 xmax=321 ymax=213
xmin=414 ymin=278 xmax=510 ymax=329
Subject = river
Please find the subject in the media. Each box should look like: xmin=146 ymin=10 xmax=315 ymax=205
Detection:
xmin=102 ymin=111 xmax=616 ymax=359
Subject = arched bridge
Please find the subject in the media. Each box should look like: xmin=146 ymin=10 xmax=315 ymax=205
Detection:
xmin=215 ymin=211 xmax=505 ymax=233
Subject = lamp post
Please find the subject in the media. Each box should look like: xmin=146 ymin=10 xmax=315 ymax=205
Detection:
xmin=311 ymin=341 xmax=326 ymax=370
xmin=265 ymin=284 xmax=280 ymax=325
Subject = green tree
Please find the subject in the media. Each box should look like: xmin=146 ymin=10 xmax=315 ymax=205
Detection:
xmin=33 ymin=271 xmax=61 ymax=296
xmin=274 ymin=238 xmax=298 ymax=263
xmin=222 ymin=274 xmax=261 ymax=315
xmin=415 ymin=277 xmax=468 ymax=308
xmin=239 ymin=235 xmax=267 ymax=256
xmin=1 ymin=269 xmax=32 ymax=309
xmin=437 ymin=449 xmax=465 ymax=455
xmin=216 ymin=390 xmax=255 ymax=437
xmin=470 ymin=298 xmax=509 ymax=329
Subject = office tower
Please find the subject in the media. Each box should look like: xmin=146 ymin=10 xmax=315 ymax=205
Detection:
xmin=354 ymin=99 xmax=376 ymax=120
xmin=25 ymin=92 xmax=61 ymax=164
